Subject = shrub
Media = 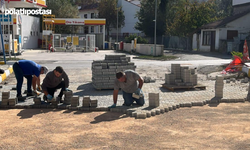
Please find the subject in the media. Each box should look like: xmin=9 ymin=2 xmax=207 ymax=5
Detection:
xmin=231 ymin=51 xmax=243 ymax=60
xmin=125 ymin=34 xmax=148 ymax=44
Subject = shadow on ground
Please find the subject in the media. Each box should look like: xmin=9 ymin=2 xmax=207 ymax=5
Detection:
xmin=90 ymin=112 xmax=128 ymax=124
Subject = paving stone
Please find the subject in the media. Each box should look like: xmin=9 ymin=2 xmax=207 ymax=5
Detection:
xmin=136 ymin=113 xmax=147 ymax=119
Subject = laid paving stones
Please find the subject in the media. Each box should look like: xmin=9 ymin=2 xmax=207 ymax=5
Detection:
xmin=33 ymin=97 xmax=42 ymax=105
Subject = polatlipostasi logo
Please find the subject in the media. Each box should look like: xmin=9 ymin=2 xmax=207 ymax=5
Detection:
xmin=5 ymin=8 xmax=52 ymax=15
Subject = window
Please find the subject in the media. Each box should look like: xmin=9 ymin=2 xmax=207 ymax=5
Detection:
xmin=79 ymin=26 xmax=84 ymax=33
xmin=84 ymin=14 xmax=87 ymax=18
xmin=100 ymin=25 xmax=103 ymax=33
xmin=91 ymin=26 xmax=94 ymax=33
xmin=91 ymin=13 xmax=94 ymax=18
xmin=227 ymin=30 xmax=238 ymax=40
xmin=30 ymin=31 xmax=32 ymax=36
xmin=84 ymin=26 xmax=89 ymax=34
xmin=202 ymin=31 xmax=211 ymax=46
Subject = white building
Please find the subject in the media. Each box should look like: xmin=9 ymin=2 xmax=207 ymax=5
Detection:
xmin=78 ymin=0 xmax=142 ymax=41
xmin=192 ymin=0 xmax=250 ymax=52
xmin=1 ymin=0 xmax=47 ymax=52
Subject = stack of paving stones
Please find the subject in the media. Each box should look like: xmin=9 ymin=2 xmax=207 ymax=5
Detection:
xmin=148 ymin=93 xmax=160 ymax=108
xmin=63 ymin=91 xmax=73 ymax=105
xmin=8 ymin=95 xmax=16 ymax=107
xmin=90 ymin=99 xmax=98 ymax=108
xmin=82 ymin=96 xmax=91 ymax=107
xmin=215 ymin=75 xmax=224 ymax=98
xmin=92 ymin=55 xmax=136 ymax=89
xmin=51 ymin=98 xmax=59 ymax=106
xmin=1 ymin=92 xmax=10 ymax=106
xmin=33 ymin=97 xmax=42 ymax=105
xmin=71 ymin=96 xmax=79 ymax=107
xmin=165 ymin=64 xmax=197 ymax=86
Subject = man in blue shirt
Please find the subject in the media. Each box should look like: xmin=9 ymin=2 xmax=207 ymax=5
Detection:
xmin=13 ymin=60 xmax=48 ymax=101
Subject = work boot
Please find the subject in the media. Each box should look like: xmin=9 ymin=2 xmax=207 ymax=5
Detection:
xmin=26 ymin=92 xmax=33 ymax=97
xmin=17 ymin=95 xmax=25 ymax=102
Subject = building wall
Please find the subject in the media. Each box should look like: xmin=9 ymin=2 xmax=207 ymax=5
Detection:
xmin=199 ymin=29 xmax=219 ymax=52
xmin=233 ymin=0 xmax=250 ymax=6
xmin=110 ymin=0 xmax=141 ymax=35
xmin=21 ymin=15 xmax=40 ymax=49
xmin=79 ymin=10 xmax=101 ymax=34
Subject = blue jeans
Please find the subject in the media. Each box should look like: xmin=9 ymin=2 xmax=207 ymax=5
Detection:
xmin=122 ymin=90 xmax=145 ymax=106
xmin=13 ymin=62 xmax=32 ymax=97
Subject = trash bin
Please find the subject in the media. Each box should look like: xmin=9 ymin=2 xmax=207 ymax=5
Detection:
xmin=120 ymin=41 xmax=124 ymax=50
xmin=105 ymin=42 xmax=108 ymax=49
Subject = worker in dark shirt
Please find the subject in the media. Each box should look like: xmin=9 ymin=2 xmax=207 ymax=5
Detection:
xmin=42 ymin=66 xmax=69 ymax=103
xmin=13 ymin=60 xmax=48 ymax=101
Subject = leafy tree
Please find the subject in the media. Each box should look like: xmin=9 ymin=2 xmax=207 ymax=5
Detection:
xmin=167 ymin=0 xmax=218 ymax=37
xmin=98 ymin=0 xmax=125 ymax=40
xmin=46 ymin=0 xmax=79 ymax=33
xmin=214 ymin=0 xmax=233 ymax=19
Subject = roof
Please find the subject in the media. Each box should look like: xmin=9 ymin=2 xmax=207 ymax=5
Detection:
xmin=125 ymin=0 xmax=141 ymax=7
xmin=79 ymin=3 xmax=99 ymax=11
xmin=201 ymin=9 xmax=250 ymax=29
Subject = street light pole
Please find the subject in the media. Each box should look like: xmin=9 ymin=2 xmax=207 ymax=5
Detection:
xmin=116 ymin=4 xmax=118 ymax=51
xmin=154 ymin=0 xmax=158 ymax=56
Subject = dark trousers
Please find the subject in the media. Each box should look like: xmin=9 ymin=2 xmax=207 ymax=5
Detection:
xmin=122 ymin=90 xmax=145 ymax=106
xmin=13 ymin=62 xmax=32 ymax=97
xmin=47 ymin=81 xmax=65 ymax=98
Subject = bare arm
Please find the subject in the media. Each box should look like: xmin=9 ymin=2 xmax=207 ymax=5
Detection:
xmin=138 ymin=76 xmax=144 ymax=89
xmin=36 ymin=76 xmax=40 ymax=87
xmin=113 ymin=89 xmax=119 ymax=104
xmin=32 ymin=76 xmax=38 ymax=91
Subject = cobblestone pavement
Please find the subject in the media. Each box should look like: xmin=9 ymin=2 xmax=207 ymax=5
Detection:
xmin=0 ymin=50 xmax=248 ymax=119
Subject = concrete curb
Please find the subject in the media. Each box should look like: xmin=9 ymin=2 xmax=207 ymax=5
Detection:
xmin=0 ymin=66 xmax=13 ymax=83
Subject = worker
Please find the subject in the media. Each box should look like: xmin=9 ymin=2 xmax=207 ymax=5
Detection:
xmin=13 ymin=60 xmax=48 ymax=101
xmin=109 ymin=70 xmax=145 ymax=108
xmin=42 ymin=66 xmax=69 ymax=103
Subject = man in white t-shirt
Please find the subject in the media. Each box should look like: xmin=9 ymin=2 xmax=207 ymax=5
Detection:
xmin=109 ymin=70 xmax=145 ymax=108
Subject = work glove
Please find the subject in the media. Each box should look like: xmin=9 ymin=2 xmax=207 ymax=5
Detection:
xmin=65 ymin=88 xmax=71 ymax=91
xmin=46 ymin=94 xmax=53 ymax=101
xmin=108 ymin=104 xmax=116 ymax=108
xmin=135 ymin=88 xmax=142 ymax=95
xmin=33 ymin=90 xmax=41 ymax=96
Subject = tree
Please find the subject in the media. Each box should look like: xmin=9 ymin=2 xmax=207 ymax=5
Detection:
xmin=46 ymin=0 xmax=79 ymax=33
xmin=135 ymin=0 xmax=167 ymax=37
xmin=98 ymin=0 xmax=125 ymax=40
xmin=214 ymin=0 xmax=233 ymax=19
xmin=166 ymin=0 xmax=218 ymax=37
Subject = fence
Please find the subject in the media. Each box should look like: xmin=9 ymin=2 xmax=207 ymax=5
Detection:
xmin=52 ymin=34 xmax=96 ymax=52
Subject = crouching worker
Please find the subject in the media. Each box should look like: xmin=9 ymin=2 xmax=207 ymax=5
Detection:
xmin=109 ymin=70 xmax=145 ymax=108
xmin=13 ymin=60 xmax=48 ymax=101
xmin=42 ymin=66 xmax=69 ymax=103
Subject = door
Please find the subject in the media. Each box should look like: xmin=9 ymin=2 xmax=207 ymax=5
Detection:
xmin=210 ymin=31 xmax=215 ymax=52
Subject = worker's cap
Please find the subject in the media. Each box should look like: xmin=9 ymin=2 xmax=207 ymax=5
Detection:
xmin=42 ymin=66 xmax=49 ymax=74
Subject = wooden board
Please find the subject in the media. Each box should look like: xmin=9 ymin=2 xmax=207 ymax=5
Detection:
xmin=162 ymin=84 xmax=206 ymax=91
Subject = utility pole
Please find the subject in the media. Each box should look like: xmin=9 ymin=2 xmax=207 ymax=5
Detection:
xmin=154 ymin=0 xmax=157 ymax=56
xmin=116 ymin=3 xmax=118 ymax=51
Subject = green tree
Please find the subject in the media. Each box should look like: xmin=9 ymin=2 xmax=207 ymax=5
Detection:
xmin=98 ymin=0 xmax=125 ymax=40
xmin=214 ymin=0 xmax=233 ymax=19
xmin=46 ymin=0 xmax=79 ymax=33
xmin=135 ymin=0 xmax=168 ymax=37
xmin=167 ymin=0 xmax=218 ymax=37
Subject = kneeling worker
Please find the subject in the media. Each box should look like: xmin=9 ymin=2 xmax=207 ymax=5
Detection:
xmin=42 ymin=66 xmax=69 ymax=102
xmin=109 ymin=70 xmax=145 ymax=108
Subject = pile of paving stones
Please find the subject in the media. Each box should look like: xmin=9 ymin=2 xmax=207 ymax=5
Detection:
xmin=165 ymin=64 xmax=197 ymax=86
xmin=91 ymin=55 xmax=136 ymax=90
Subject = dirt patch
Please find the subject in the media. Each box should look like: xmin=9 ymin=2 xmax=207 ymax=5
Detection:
xmin=1 ymin=102 xmax=250 ymax=149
